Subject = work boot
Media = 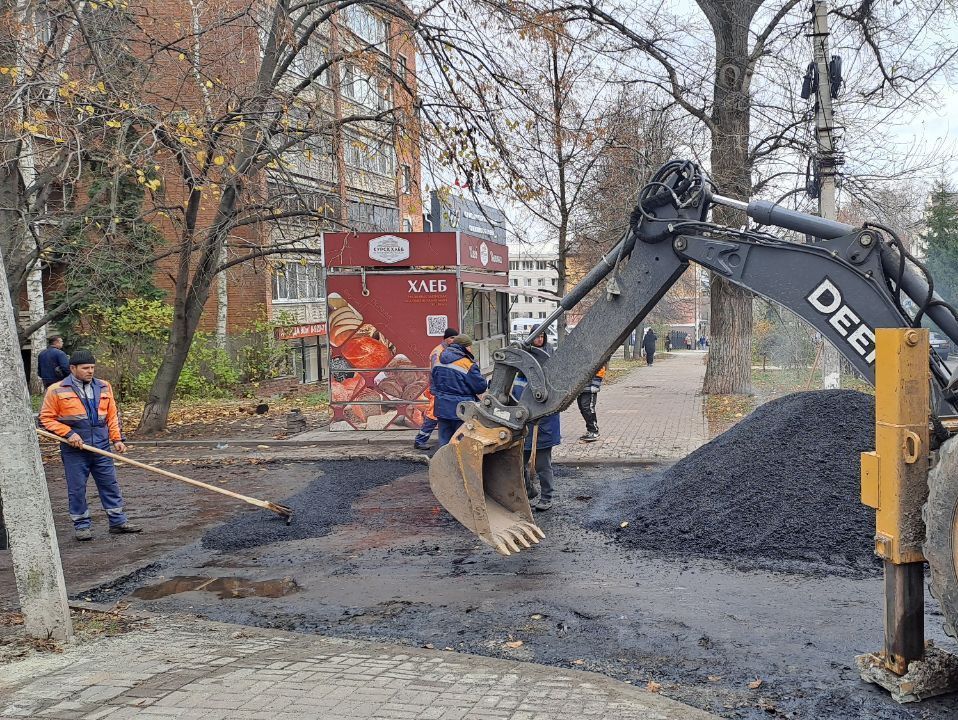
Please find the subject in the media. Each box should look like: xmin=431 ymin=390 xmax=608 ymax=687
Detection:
xmin=414 ymin=442 xmax=430 ymax=451
xmin=75 ymin=528 xmax=93 ymax=542
xmin=582 ymin=432 xmax=600 ymax=443
xmin=109 ymin=523 xmax=142 ymax=534
xmin=534 ymin=499 xmax=552 ymax=512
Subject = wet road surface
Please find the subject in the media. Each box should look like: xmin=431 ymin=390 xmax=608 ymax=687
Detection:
xmin=81 ymin=459 xmax=958 ymax=719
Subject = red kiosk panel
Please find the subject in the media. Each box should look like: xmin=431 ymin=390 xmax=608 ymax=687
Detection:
xmin=327 ymin=272 xmax=458 ymax=431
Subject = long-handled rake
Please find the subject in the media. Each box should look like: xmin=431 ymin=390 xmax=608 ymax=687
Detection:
xmin=36 ymin=428 xmax=293 ymax=524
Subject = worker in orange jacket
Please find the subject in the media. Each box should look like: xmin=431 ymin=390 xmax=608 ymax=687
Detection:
xmin=39 ymin=349 xmax=141 ymax=541
xmin=414 ymin=327 xmax=458 ymax=451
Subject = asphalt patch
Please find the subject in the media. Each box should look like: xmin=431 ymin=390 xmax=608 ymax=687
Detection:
xmin=593 ymin=390 xmax=880 ymax=575
xmin=202 ymin=459 xmax=422 ymax=552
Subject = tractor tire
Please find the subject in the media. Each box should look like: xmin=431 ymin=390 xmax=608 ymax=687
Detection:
xmin=924 ymin=435 xmax=958 ymax=639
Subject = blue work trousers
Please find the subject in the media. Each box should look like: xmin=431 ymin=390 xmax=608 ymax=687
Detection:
xmin=438 ymin=418 xmax=462 ymax=447
xmin=62 ymin=448 xmax=128 ymax=530
xmin=414 ymin=415 xmax=438 ymax=446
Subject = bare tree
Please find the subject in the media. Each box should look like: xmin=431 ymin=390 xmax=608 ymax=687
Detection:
xmin=3 ymin=0 xmax=422 ymax=432
xmin=421 ymin=0 xmax=957 ymax=392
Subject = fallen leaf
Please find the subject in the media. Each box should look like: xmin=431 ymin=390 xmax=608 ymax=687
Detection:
xmin=619 ymin=521 xmax=629 ymax=528
xmin=748 ymin=678 xmax=763 ymax=689
xmin=530 ymin=614 xmax=544 ymax=620
xmin=646 ymin=680 xmax=661 ymax=693
xmin=707 ymin=675 xmax=722 ymax=682
xmin=504 ymin=640 xmax=524 ymax=649
xmin=422 ymin=643 xmax=434 ymax=649
xmin=572 ymin=659 xmax=585 ymax=665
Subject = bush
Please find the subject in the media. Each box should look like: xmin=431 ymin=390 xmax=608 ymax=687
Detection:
xmin=130 ymin=333 xmax=239 ymax=400
xmin=72 ymin=299 xmax=241 ymax=401
xmin=237 ymin=315 xmax=288 ymax=383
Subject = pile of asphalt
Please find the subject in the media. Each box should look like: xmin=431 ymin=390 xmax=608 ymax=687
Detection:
xmin=203 ymin=459 xmax=421 ymax=552
xmin=597 ymin=390 xmax=880 ymax=574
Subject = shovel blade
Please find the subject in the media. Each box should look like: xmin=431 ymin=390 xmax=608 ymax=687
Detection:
xmin=429 ymin=422 xmax=545 ymax=555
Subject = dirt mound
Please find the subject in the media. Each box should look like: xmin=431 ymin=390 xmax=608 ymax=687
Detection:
xmin=600 ymin=390 xmax=879 ymax=574
xmin=202 ymin=459 xmax=422 ymax=552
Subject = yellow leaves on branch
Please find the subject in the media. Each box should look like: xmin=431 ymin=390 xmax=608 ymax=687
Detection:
xmin=135 ymin=168 xmax=162 ymax=192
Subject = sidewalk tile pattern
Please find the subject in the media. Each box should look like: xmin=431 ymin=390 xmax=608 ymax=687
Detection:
xmin=553 ymin=352 xmax=708 ymax=463
xmin=0 ymin=619 xmax=717 ymax=720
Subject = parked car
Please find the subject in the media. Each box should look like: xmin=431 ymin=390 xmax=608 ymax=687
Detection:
xmin=930 ymin=332 xmax=950 ymax=361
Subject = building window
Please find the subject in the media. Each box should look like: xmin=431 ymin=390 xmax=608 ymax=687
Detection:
xmin=401 ymin=164 xmax=412 ymax=194
xmin=537 ymin=278 xmax=544 ymax=287
xmin=290 ymin=44 xmax=328 ymax=84
xmin=523 ymin=278 xmax=531 ymax=286
xmin=345 ymin=134 xmax=395 ymax=176
xmin=397 ymin=54 xmax=408 ymax=82
xmin=344 ymin=5 xmax=387 ymax=45
xmin=272 ymin=260 xmax=324 ymax=302
xmin=538 ymin=312 xmax=547 ymax=319
xmin=402 ymin=217 xmax=413 ymax=232
xmin=536 ymin=260 xmax=548 ymax=270
xmin=510 ymin=278 xmax=518 ymax=286
xmin=551 ymin=278 xmax=557 ymax=287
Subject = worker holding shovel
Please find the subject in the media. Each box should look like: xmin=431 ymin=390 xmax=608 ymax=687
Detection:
xmin=39 ymin=349 xmax=141 ymax=541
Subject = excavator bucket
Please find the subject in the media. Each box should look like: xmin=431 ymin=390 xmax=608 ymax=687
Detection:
xmin=429 ymin=421 xmax=545 ymax=555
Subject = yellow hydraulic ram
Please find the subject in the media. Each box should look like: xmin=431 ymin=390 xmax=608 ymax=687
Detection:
xmin=860 ymin=328 xmax=929 ymax=675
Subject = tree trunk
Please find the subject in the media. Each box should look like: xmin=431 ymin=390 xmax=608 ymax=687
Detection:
xmin=700 ymin=1 xmax=759 ymax=395
xmin=0 ymin=247 xmax=72 ymax=642
xmin=215 ymin=244 xmax=228 ymax=348
xmin=550 ymin=36 xmax=569 ymax=345
xmin=25 ymin=264 xmax=45 ymax=393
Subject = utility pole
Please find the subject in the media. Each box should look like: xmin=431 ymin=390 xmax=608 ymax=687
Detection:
xmin=0 ymin=252 xmax=73 ymax=643
xmin=812 ymin=0 xmax=842 ymax=389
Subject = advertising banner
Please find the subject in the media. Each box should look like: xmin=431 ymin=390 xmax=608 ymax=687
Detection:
xmin=324 ymin=232 xmax=459 ymax=269
xmin=327 ymin=272 xmax=459 ymax=430
xmin=459 ymin=234 xmax=509 ymax=273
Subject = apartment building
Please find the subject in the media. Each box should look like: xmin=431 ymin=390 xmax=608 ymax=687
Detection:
xmin=15 ymin=3 xmax=421 ymax=386
xmin=264 ymin=5 xmax=423 ymax=381
xmin=507 ymin=252 xmax=559 ymax=329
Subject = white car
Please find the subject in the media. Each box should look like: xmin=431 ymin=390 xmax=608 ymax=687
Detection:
xmin=511 ymin=319 xmax=558 ymax=344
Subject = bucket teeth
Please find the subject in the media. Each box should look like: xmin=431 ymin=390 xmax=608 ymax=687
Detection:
xmin=497 ymin=533 xmax=522 ymax=554
xmin=490 ymin=522 xmax=544 ymax=555
xmin=518 ymin=520 xmax=546 ymax=541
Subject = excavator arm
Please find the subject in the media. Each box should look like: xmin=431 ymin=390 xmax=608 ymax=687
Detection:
xmin=429 ymin=160 xmax=958 ymax=556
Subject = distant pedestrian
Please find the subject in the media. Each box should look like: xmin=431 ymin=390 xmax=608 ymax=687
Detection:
xmin=37 ymin=335 xmax=70 ymax=388
xmin=414 ymin=327 xmax=458 ymax=450
xmin=643 ymin=328 xmax=657 ymax=366
xmin=431 ymin=335 xmax=488 ymax=446
xmin=513 ymin=334 xmax=560 ymax=511
xmin=699 ymin=336 xmax=707 ymax=350
xmin=39 ymin=349 xmax=141 ymax=541
xmin=665 ymin=336 xmax=672 ymax=352
xmin=685 ymin=334 xmax=692 ymax=351
xmin=577 ymin=363 xmax=606 ymax=442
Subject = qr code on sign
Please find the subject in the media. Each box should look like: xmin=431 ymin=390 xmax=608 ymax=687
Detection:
xmin=426 ymin=315 xmax=449 ymax=337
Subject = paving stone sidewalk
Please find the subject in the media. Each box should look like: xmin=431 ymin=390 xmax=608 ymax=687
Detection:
xmin=553 ymin=351 xmax=708 ymax=464
xmin=0 ymin=616 xmax=717 ymax=720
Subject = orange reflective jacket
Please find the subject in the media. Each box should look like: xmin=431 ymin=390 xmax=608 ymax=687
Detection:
xmin=39 ymin=375 xmax=123 ymax=447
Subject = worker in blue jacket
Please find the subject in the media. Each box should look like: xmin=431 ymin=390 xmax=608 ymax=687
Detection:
xmin=37 ymin=335 xmax=70 ymax=388
xmin=432 ymin=335 xmax=488 ymax=446
xmin=512 ymin=333 xmax=560 ymax=511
